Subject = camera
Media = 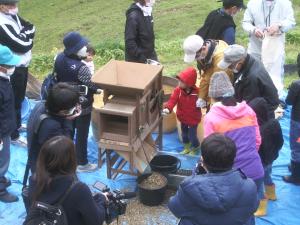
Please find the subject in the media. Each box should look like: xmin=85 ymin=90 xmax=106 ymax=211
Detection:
xmin=93 ymin=181 xmax=136 ymax=224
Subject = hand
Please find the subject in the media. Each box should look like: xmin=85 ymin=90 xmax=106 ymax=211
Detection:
xmin=66 ymin=105 xmax=82 ymax=120
xmin=267 ymin=24 xmax=280 ymax=36
xmin=196 ymin=98 xmax=206 ymax=108
xmin=254 ymin=28 xmax=264 ymax=39
xmin=162 ymin=108 xmax=170 ymax=115
xmin=96 ymin=89 xmax=102 ymax=94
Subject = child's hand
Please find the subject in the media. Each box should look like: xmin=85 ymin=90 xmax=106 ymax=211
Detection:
xmin=162 ymin=108 xmax=170 ymax=115
xmin=196 ymin=98 xmax=206 ymax=108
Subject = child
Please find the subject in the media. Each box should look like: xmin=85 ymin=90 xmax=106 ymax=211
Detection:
xmin=82 ymin=45 xmax=96 ymax=74
xmin=284 ymin=71 xmax=300 ymax=185
xmin=163 ymin=67 xmax=202 ymax=155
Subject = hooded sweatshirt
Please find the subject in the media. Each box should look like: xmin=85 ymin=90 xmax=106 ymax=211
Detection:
xmin=168 ymin=169 xmax=258 ymax=225
xmin=204 ymin=101 xmax=264 ymax=180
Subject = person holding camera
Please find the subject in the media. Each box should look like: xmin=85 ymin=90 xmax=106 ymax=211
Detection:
xmin=168 ymin=133 xmax=258 ymax=225
xmin=26 ymin=136 xmax=106 ymax=225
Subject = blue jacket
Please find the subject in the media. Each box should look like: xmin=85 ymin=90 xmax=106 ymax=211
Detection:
xmin=168 ymin=170 xmax=258 ymax=225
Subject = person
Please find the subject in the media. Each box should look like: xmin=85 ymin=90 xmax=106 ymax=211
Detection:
xmin=196 ymin=0 xmax=245 ymax=45
xmin=242 ymin=0 xmax=296 ymax=96
xmin=0 ymin=0 xmax=35 ymax=144
xmin=125 ymin=0 xmax=158 ymax=63
xmin=27 ymin=136 xmax=106 ymax=225
xmin=168 ymin=133 xmax=258 ymax=225
xmin=218 ymin=44 xmax=279 ymax=118
xmin=55 ymin=32 xmax=101 ymax=172
xmin=284 ymin=72 xmax=300 ymax=185
xmin=248 ymin=97 xmax=284 ymax=216
xmin=163 ymin=67 xmax=202 ymax=155
xmin=203 ymin=71 xmax=265 ymax=217
xmin=183 ymin=35 xmax=232 ymax=108
xmin=82 ymin=45 xmax=96 ymax=75
xmin=27 ymin=83 xmax=80 ymax=173
xmin=0 ymin=45 xmax=20 ymax=202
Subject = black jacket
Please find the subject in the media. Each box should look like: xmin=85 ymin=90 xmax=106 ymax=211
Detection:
xmin=286 ymin=80 xmax=300 ymax=122
xmin=234 ymin=55 xmax=279 ymax=118
xmin=28 ymin=175 xmax=105 ymax=225
xmin=0 ymin=76 xmax=16 ymax=139
xmin=125 ymin=3 xmax=157 ymax=63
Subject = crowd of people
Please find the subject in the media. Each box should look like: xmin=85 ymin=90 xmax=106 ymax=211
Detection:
xmin=0 ymin=0 xmax=299 ymax=224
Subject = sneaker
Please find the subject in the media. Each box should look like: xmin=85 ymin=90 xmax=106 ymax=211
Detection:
xmin=189 ymin=148 xmax=200 ymax=156
xmin=77 ymin=163 xmax=98 ymax=173
xmin=0 ymin=190 xmax=18 ymax=203
xmin=180 ymin=143 xmax=191 ymax=154
xmin=11 ymin=136 xmax=27 ymax=147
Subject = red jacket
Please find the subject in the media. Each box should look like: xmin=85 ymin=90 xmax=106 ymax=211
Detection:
xmin=165 ymin=67 xmax=202 ymax=126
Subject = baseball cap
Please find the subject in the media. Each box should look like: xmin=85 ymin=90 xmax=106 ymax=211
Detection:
xmin=223 ymin=0 xmax=246 ymax=9
xmin=218 ymin=44 xmax=247 ymax=70
xmin=183 ymin=35 xmax=204 ymax=63
xmin=0 ymin=45 xmax=21 ymax=66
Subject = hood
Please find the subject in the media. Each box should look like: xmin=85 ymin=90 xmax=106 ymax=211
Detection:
xmin=248 ymin=97 xmax=269 ymax=126
xmin=176 ymin=67 xmax=197 ymax=87
xmin=211 ymin=101 xmax=253 ymax=120
xmin=180 ymin=170 xmax=245 ymax=213
xmin=126 ymin=3 xmax=142 ymax=16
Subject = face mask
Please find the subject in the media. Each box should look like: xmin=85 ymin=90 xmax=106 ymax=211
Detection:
xmin=6 ymin=67 xmax=15 ymax=76
xmin=77 ymin=46 xmax=88 ymax=58
xmin=7 ymin=7 xmax=18 ymax=16
xmin=146 ymin=0 xmax=155 ymax=7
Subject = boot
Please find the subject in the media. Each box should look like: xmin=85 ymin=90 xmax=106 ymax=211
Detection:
xmin=189 ymin=147 xmax=200 ymax=156
xmin=0 ymin=190 xmax=18 ymax=203
xmin=180 ymin=143 xmax=191 ymax=154
xmin=265 ymin=184 xmax=277 ymax=201
xmin=283 ymin=161 xmax=300 ymax=185
xmin=254 ymin=199 xmax=268 ymax=217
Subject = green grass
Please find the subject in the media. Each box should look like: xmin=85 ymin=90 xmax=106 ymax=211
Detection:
xmin=19 ymin=0 xmax=300 ymax=85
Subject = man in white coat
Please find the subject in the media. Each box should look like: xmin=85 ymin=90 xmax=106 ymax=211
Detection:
xmin=242 ymin=0 xmax=295 ymax=98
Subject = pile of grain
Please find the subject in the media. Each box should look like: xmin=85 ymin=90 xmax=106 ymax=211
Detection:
xmin=139 ymin=172 xmax=167 ymax=190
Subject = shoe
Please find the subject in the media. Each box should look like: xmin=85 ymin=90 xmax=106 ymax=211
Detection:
xmin=77 ymin=163 xmax=98 ymax=173
xmin=189 ymin=147 xmax=200 ymax=156
xmin=0 ymin=190 xmax=18 ymax=203
xmin=265 ymin=184 xmax=277 ymax=201
xmin=180 ymin=143 xmax=191 ymax=154
xmin=11 ymin=136 xmax=27 ymax=147
xmin=283 ymin=161 xmax=300 ymax=186
xmin=254 ymin=199 xmax=268 ymax=217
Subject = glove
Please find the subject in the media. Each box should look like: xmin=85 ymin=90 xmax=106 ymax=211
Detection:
xmin=196 ymin=98 xmax=207 ymax=108
xmin=96 ymin=89 xmax=102 ymax=94
xmin=162 ymin=108 xmax=170 ymax=115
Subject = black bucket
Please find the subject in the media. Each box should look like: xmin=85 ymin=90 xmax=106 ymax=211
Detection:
xmin=137 ymin=173 xmax=168 ymax=206
xmin=150 ymin=154 xmax=181 ymax=174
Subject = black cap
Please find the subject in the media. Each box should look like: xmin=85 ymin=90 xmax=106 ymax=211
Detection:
xmin=222 ymin=0 xmax=246 ymax=9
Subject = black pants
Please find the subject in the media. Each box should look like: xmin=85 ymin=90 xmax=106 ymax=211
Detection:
xmin=73 ymin=113 xmax=91 ymax=165
xmin=10 ymin=67 xmax=28 ymax=139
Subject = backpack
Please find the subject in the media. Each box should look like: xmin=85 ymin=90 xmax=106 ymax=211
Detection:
xmin=41 ymin=72 xmax=58 ymax=100
xmin=23 ymin=181 xmax=78 ymax=225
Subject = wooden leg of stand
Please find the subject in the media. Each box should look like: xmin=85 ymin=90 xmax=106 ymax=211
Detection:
xmin=158 ymin=119 xmax=163 ymax=151
xmin=106 ymin=150 xmax=112 ymax=179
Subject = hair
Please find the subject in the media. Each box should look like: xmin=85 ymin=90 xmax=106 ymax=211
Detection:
xmin=46 ymin=83 xmax=79 ymax=115
xmin=201 ymin=133 xmax=237 ymax=173
xmin=33 ymin=136 xmax=77 ymax=203
xmin=215 ymin=96 xmax=237 ymax=106
xmin=86 ymin=45 xmax=96 ymax=56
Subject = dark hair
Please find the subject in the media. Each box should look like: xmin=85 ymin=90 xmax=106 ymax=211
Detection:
xmin=215 ymin=96 xmax=237 ymax=106
xmin=33 ymin=136 xmax=77 ymax=203
xmin=86 ymin=45 xmax=96 ymax=55
xmin=46 ymin=83 xmax=79 ymax=114
xmin=201 ymin=133 xmax=237 ymax=173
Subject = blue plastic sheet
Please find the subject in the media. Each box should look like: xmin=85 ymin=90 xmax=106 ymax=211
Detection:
xmin=0 ymin=100 xmax=299 ymax=225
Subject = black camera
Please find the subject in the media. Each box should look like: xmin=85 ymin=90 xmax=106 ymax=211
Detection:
xmin=93 ymin=182 xmax=136 ymax=224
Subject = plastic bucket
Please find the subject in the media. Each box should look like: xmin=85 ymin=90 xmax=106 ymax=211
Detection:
xmin=150 ymin=154 xmax=181 ymax=174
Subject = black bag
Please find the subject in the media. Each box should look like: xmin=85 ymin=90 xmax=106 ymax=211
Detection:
xmin=23 ymin=181 xmax=78 ymax=225
xmin=41 ymin=72 xmax=58 ymax=100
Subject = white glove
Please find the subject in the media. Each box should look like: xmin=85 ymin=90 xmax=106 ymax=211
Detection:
xmin=162 ymin=108 xmax=170 ymax=115
xmin=196 ymin=98 xmax=207 ymax=108
xmin=96 ymin=89 xmax=102 ymax=94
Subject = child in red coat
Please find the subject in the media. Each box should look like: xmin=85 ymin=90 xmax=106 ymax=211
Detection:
xmin=163 ymin=67 xmax=202 ymax=155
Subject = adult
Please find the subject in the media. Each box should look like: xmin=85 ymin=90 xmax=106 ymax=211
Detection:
xmin=27 ymin=136 xmax=106 ymax=225
xmin=55 ymin=32 xmax=100 ymax=172
xmin=0 ymin=0 xmax=35 ymax=144
xmin=218 ymin=44 xmax=279 ymax=118
xmin=125 ymin=0 xmax=158 ymax=63
xmin=168 ymin=133 xmax=258 ymax=225
xmin=242 ymin=0 xmax=296 ymax=96
xmin=27 ymin=83 xmax=80 ymax=173
xmin=196 ymin=0 xmax=245 ymax=45
xmin=204 ymin=72 xmax=265 ymax=217
xmin=0 ymin=45 xmax=20 ymax=202
xmin=183 ymin=35 xmax=232 ymax=108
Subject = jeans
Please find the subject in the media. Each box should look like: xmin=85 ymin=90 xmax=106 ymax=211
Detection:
xmin=181 ymin=123 xmax=200 ymax=148
xmin=0 ymin=137 xmax=10 ymax=182
xmin=73 ymin=113 xmax=91 ymax=165
xmin=264 ymin=164 xmax=273 ymax=186
xmin=254 ymin=177 xmax=265 ymax=200
xmin=290 ymin=120 xmax=300 ymax=162
xmin=10 ymin=67 xmax=28 ymax=139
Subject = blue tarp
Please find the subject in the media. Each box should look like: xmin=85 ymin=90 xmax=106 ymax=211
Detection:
xmin=0 ymin=99 xmax=299 ymax=225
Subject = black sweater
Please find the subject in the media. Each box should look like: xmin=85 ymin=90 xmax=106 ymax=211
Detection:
xmin=28 ymin=176 xmax=105 ymax=225
xmin=286 ymin=80 xmax=300 ymax=122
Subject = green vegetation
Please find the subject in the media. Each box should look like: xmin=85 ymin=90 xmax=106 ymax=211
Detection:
xmin=19 ymin=0 xmax=299 ymax=84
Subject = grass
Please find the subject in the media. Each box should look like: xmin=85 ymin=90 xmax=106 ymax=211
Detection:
xmin=19 ymin=0 xmax=300 ymax=85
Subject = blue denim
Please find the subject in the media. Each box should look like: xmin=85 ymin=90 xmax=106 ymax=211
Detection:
xmin=264 ymin=164 xmax=273 ymax=186
xmin=254 ymin=177 xmax=265 ymax=200
xmin=290 ymin=120 xmax=300 ymax=162
xmin=181 ymin=123 xmax=200 ymax=148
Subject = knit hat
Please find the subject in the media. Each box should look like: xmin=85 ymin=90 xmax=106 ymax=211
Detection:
xmin=176 ymin=67 xmax=197 ymax=87
xmin=218 ymin=44 xmax=247 ymax=70
xmin=208 ymin=71 xmax=234 ymax=98
xmin=183 ymin=35 xmax=204 ymax=63
xmin=0 ymin=0 xmax=19 ymax=4
xmin=63 ymin=32 xmax=88 ymax=56
xmin=223 ymin=0 xmax=246 ymax=9
xmin=0 ymin=45 xmax=20 ymax=66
